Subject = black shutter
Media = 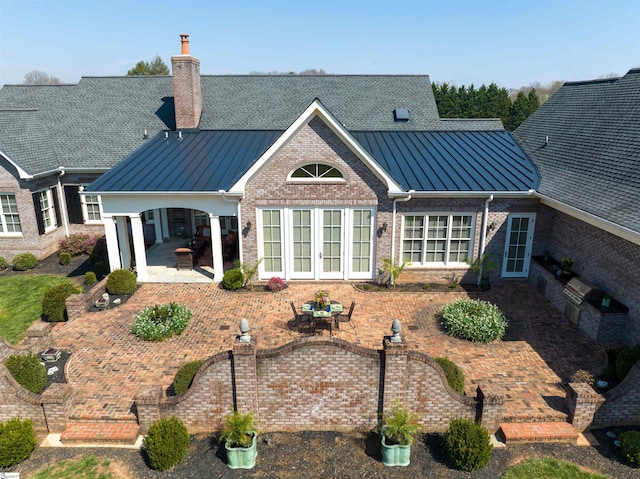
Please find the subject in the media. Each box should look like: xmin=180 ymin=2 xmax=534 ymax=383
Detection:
xmin=32 ymin=192 xmax=45 ymax=235
xmin=65 ymin=185 xmax=84 ymax=224
xmin=52 ymin=187 xmax=62 ymax=228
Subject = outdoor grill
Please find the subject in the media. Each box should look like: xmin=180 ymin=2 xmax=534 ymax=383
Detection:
xmin=562 ymin=277 xmax=595 ymax=325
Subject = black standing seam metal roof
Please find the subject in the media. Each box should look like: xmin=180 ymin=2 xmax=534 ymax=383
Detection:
xmin=87 ymin=128 xmax=539 ymax=194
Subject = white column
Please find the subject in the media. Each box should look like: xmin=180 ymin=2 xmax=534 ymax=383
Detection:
xmin=130 ymin=214 xmax=148 ymax=281
xmin=103 ymin=216 xmax=121 ymax=271
xmin=160 ymin=208 xmax=170 ymax=239
xmin=210 ymin=215 xmax=224 ymax=282
xmin=153 ymin=208 xmax=163 ymax=243
xmin=116 ymin=216 xmax=131 ymax=270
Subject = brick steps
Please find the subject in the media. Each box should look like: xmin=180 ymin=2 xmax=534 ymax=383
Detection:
xmin=499 ymin=422 xmax=578 ymax=444
xmin=61 ymin=422 xmax=140 ymax=446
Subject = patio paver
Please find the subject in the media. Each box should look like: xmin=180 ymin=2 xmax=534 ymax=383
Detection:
xmin=49 ymin=281 xmax=606 ymax=425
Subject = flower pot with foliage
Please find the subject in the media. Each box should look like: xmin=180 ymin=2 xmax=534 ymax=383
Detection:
xmin=379 ymin=402 xmax=422 ymax=467
xmin=219 ymin=410 xmax=257 ymax=469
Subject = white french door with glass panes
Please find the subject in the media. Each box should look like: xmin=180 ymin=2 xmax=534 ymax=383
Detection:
xmin=258 ymin=207 xmax=374 ymax=281
xmin=502 ymin=213 xmax=535 ymax=278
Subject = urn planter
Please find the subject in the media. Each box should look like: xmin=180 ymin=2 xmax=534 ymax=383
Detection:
xmin=381 ymin=433 xmax=411 ymax=466
xmin=225 ymin=431 xmax=257 ymax=469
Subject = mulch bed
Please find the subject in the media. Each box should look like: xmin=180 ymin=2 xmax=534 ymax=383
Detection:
xmin=354 ymin=282 xmax=487 ymax=293
xmin=5 ymin=430 xmax=638 ymax=478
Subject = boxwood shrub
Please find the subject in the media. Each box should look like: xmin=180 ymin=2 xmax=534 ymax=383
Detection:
xmin=435 ymin=357 xmax=465 ymax=394
xmin=4 ymin=353 xmax=47 ymax=394
xmin=620 ymin=430 xmax=640 ymax=466
xmin=42 ymin=280 xmax=83 ymax=322
xmin=172 ymin=360 xmax=204 ymax=395
xmin=106 ymin=268 xmax=137 ymax=295
xmin=12 ymin=253 xmax=38 ymax=271
xmin=441 ymin=298 xmax=507 ymax=342
xmin=615 ymin=345 xmax=640 ymax=382
xmin=222 ymin=268 xmax=244 ymax=290
xmin=131 ymin=302 xmax=192 ymax=341
xmin=444 ymin=417 xmax=492 ymax=472
xmin=0 ymin=256 xmax=7 ymax=271
xmin=144 ymin=416 xmax=190 ymax=471
xmin=0 ymin=418 xmax=37 ymax=467
xmin=58 ymin=252 xmax=71 ymax=265
xmin=84 ymin=271 xmax=97 ymax=285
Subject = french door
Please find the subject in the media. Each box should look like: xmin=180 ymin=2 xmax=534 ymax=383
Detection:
xmin=259 ymin=207 xmax=374 ymax=280
xmin=502 ymin=213 xmax=535 ymax=278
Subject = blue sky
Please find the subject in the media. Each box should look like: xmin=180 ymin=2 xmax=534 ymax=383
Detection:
xmin=1 ymin=0 xmax=639 ymax=89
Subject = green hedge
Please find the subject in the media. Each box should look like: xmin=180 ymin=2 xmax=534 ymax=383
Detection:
xmin=173 ymin=360 xmax=204 ymax=395
xmin=441 ymin=299 xmax=507 ymax=342
xmin=42 ymin=280 xmax=83 ymax=322
xmin=435 ymin=357 xmax=465 ymax=394
xmin=144 ymin=417 xmax=190 ymax=471
xmin=106 ymin=269 xmax=137 ymax=295
xmin=4 ymin=353 xmax=47 ymax=394
xmin=444 ymin=417 xmax=492 ymax=472
xmin=0 ymin=418 xmax=37 ymax=467
xmin=12 ymin=253 xmax=38 ymax=271
xmin=222 ymin=268 xmax=244 ymax=290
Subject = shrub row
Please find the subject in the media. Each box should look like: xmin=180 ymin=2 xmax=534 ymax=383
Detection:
xmin=435 ymin=357 xmax=465 ymax=394
xmin=173 ymin=360 xmax=204 ymax=395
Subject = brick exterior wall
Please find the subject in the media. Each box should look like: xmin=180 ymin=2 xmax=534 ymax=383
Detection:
xmin=592 ymin=361 xmax=640 ymax=428
xmin=544 ymin=209 xmax=640 ymax=345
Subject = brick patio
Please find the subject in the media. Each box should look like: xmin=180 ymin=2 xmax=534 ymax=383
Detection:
xmin=50 ymin=281 xmax=606 ymax=426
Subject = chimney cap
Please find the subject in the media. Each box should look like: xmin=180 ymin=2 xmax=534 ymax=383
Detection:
xmin=180 ymin=33 xmax=190 ymax=55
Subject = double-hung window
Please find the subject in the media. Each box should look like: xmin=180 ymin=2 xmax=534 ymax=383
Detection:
xmin=82 ymin=191 xmax=102 ymax=222
xmin=0 ymin=193 xmax=21 ymax=235
xmin=39 ymin=190 xmax=56 ymax=231
xmin=402 ymin=214 xmax=474 ymax=265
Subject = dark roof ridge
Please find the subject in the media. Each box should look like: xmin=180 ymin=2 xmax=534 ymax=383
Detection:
xmin=564 ymin=77 xmax=619 ymax=86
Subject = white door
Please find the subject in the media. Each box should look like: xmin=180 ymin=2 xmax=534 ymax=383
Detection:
xmin=291 ymin=209 xmax=314 ymax=279
xmin=502 ymin=213 xmax=535 ymax=278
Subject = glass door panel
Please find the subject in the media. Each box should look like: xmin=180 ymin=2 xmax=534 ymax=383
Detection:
xmin=502 ymin=213 xmax=535 ymax=278
xmin=292 ymin=209 xmax=313 ymax=278
xmin=320 ymin=209 xmax=342 ymax=278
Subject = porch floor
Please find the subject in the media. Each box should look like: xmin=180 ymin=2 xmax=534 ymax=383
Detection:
xmin=144 ymin=238 xmax=215 ymax=283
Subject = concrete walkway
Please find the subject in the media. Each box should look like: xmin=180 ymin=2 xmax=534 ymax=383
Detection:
xmin=49 ymin=281 xmax=606 ymax=424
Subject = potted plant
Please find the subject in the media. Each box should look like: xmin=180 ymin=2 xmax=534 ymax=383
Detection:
xmin=219 ymin=410 xmax=258 ymax=469
xmin=468 ymin=252 xmax=498 ymax=290
xmin=379 ymin=402 xmax=422 ymax=467
xmin=601 ymin=293 xmax=612 ymax=308
xmin=561 ymin=256 xmax=574 ymax=274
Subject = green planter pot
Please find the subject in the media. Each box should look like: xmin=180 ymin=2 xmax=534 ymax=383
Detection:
xmin=225 ymin=431 xmax=257 ymax=469
xmin=381 ymin=433 xmax=411 ymax=467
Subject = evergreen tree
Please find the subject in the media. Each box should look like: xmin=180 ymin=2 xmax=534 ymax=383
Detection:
xmin=127 ymin=56 xmax=169 ymax=76
xmin=509 ymin=91 xmax=529 ymax=130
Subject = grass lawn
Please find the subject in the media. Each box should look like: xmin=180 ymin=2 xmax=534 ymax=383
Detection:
xmin=0 ymin=275 xmax=73 ymax=344
xmin=31 ymin=455 xmax=118 ymax=479
xmin=502 ymin=457 xmax=609 ymax=478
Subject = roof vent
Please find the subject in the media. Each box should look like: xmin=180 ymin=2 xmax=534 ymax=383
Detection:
xmin=394 ymin=108 xmax=409 ymax=121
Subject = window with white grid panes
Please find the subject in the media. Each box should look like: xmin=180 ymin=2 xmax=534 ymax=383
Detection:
xmin=402 ymin=214 xmax=474 ymax=265
xmin=0 ymin=193 xmax=21 ymax=234
xmin=262 ymin=209 xmax=283 ymax=273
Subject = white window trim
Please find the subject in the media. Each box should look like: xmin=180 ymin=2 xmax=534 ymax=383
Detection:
xmin=0 ymin=192 xmax=22 ymax=237
xmin=79 ymin=186 xmax=103 ymax=224
xmin=257 ymin=208 xmax=285 ymax=279
xmin=401 ymin=213 xmax=476 ymax=267
xmin=38 ymin=189 xmax=57 ymax=233
xmin=287 ymin=162 xmax=346 ymax=183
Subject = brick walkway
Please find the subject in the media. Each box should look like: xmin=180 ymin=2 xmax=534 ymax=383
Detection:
xmin=50 ymin=281 xmax=606 ymax=424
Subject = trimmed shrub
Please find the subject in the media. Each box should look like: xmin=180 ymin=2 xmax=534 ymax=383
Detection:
xmin=42 ymin=280 xmax=83 ymax=322
xmin=620 ymin=430 xmax=640 ymax=466
xmin=106 ymin=269 xmax=137 ymax=295
xmin=59 ymin=233 xmax=98 ymax=256
xmin=441 ymin=299 xmax=507 ymax=342
xmin=59 ymin=252 xmax=71 ymax=265
xmin=444 ymin=417 xmax=492 ymax=472
xmin=144 ymin=416 xmax=190 ymax=471
xmin=131 ymin=302 xmax=192 ymax=341
xmin=84 ymin=271 xmax=97 ymax=285
xmin=4 ymin=353 xmax=47 ymax=394
xmin=266 ymin=276 xmax=286 ymax=292
xmin=222 ymin=268 xmax=244 ymax=290
xmin=172 ymin=360 xmax=204 ymax=395
xmin=93 ymin=260 xmax=106 ymax=275
xmin=435 ymin=357 xmax=465 ymax=394
xmin=0 ymin=256 xmax=7 ymax=271
xmin=12 ymin=253 xmax=38 ymax=271
xmin=615 ymin=345 xmax=640 ymax=382
xmin=0 ymin=418 xmax=37 ymax=467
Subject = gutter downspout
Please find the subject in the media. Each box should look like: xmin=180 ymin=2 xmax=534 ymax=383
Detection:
xmin=477 ymin=194 xmax=494 ymax=286
xmin=56 ymin=168 xmax=70 ymax=237
xmin=391 ymin=191 xmax=413 ymax=267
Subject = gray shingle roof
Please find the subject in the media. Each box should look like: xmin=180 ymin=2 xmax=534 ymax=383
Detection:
xmin=0 ymin=74 xmax=506 ymax=176
xmin=513 ymin=68 xmax=640 ymax=234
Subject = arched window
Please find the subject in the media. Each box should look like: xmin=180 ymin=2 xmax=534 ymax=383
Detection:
xmin=289 ymin=163 xmax=345 ymax=181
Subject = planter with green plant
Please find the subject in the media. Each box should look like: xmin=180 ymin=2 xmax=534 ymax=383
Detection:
xmin=379 ymin=402 xmax=422 ymax=466
xmin=381 ymin=258 xmax=411 ymax=289
xmin=561 ymin=256 xmax=574 ymax=275
xmin=468 ymin=252 xmax=498 ymax=290
xmin=219 ymin=410 xmax=258 ymax=469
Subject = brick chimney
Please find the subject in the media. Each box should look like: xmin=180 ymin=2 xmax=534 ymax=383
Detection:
xmin=171 ymin=34 xmax=202 ymax=130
